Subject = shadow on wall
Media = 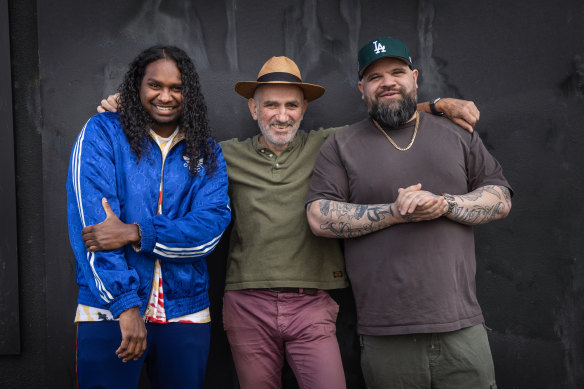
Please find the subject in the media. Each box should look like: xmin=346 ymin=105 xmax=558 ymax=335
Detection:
xmin=562 ymin=54 xmax=584 ymax=99
xmin=283 ymin=0 xmax=361 ymax=83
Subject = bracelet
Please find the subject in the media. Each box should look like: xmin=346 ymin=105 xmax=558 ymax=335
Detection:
xmin=132 ymin=222 xmax=143 ymax=252
xmin=429 ymin=97 xmax=445 ymax=116
xmin=442 ymin=193 xmax=456 ymax=215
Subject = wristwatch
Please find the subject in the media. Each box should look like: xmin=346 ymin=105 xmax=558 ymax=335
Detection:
xmin=429 ymin=97 xmax=445 ymax=116
xmin=443 ymin=193 xmax=456 ymax=215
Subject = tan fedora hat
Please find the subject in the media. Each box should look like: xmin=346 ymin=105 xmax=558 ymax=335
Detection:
xmin=234 ymin=56 xmax=325 ymax=102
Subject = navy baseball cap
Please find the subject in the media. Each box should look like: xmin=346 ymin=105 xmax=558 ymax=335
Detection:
xmin=358 ymin=37 xmax=413 ymax=79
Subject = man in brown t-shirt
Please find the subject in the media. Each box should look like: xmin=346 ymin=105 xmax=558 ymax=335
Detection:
xmin=306 ymin=37 xmax=513 ymax=389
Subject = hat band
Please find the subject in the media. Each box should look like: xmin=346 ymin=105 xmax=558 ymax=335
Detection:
xmin=257 ymin=72 xmax=302 ymax=83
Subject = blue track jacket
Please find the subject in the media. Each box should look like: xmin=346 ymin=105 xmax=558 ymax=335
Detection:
xmin=67 ymin=112 xmax=231 ymax=319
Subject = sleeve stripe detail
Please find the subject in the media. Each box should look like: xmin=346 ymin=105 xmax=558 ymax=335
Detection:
xmin=154 ymin=233 xmax=222 ymax=252
xmin=153 ymin=233 xmax=222 ymax=258
xmin=88 ymin=252 xmax=114 ymax=303
xmin=73 ymin=120 xmax=114 ymax=304
xmin=72 ymin=121 xmax=89 ymax=228
xmin=153 ymin=249 xmax=216 ymax=258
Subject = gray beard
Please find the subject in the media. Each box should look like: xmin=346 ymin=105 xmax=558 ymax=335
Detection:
xmin=369 ymin=92 xmax=417 ymax=128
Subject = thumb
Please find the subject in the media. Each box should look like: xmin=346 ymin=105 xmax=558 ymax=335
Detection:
xmin=101 ymin=197 xmax=116 ymax=219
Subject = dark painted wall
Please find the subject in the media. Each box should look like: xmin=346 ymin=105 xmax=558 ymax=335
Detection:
xmin=1 ymin=0 xmax=46 ymax=388
xmin=0 ymin=0 xmax=20 ymax=356
xmin=2 ymin=0 xmax=584 ymax=388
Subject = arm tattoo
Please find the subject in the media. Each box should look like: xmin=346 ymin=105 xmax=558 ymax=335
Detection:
xmin=450 ymin=185 xmax=510 ymax=225
xmin=317 ymin=200 xmax=395 ymax=238
xmin=354 ymin=204 xmax=367 ymax=219
xmin=460 ymin=185 xmax=500 ymax=201
xmin=501 ymin=186 xmax=512 ymax=209
xmin=320 ymin=199 xmax=331 ymax=216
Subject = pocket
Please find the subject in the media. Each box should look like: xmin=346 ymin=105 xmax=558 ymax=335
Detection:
xmin=322 ymin=292 xmax=340 ymax=321
xmin=222 ymin=294 xmax=230 ymax=331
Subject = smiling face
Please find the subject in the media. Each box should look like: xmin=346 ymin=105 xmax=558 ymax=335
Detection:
xmin=139 ymin=58 xmax=183 ymax=137
xmin=248 ymin=84 xmax=308 ymax=154
xmin=358 ymin=57 xmax=419 ymax=126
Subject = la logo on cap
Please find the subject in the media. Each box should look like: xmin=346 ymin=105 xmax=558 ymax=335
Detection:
xmin=373 ymin=40 xmax=386 ymax=54
xmin=358 ymin=37 xmax=413 ymax=79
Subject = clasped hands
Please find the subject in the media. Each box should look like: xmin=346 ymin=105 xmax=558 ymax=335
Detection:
xmin=393 ymin=183 xmax=448 ymax=223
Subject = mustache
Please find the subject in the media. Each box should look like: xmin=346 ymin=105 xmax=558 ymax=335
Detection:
xmin=375 ymin=87 xmax=404 ymax=98
xmin=269 ymin=120 xmax=295 ymax=127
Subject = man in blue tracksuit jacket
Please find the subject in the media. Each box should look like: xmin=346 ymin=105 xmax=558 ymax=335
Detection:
xmin=67 ymin=45 xmax=230 ymax=389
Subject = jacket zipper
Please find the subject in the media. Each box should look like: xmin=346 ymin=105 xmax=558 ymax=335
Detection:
xmin=144 ymin=129 xmax=182 ymax=322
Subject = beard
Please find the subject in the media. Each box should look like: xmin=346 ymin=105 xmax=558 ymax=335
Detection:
xmin=258 ymin=117 xmax=301 ymax=147
xmin=367 ymin=88 xmax=417 ymax=128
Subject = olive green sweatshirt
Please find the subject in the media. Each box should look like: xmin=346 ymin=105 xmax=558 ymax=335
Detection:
xmin=220 ymin=128 xmax=348 ymax=290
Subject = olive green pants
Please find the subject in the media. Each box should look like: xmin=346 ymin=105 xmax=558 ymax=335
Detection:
xmin=360 ymin=324 xmax=497 ymax=389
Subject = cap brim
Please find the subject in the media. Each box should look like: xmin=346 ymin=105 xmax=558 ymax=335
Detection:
xmin=359 ymin=56 xmax=413 ymax=79
xmin=234 ymin=81 xmax=325 ymax=102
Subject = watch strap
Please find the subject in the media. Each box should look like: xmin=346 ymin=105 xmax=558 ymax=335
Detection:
xmin=430 ymin=97 xmax=445 ymax=116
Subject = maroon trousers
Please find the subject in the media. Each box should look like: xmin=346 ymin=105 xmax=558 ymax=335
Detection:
xmin=223 ymin=289 xmax=346 ymax=389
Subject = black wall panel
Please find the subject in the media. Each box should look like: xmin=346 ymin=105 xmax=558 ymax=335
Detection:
xmin=0 ymin=0 xmax=20 ymax=356
xmin=0 ymin=0 xmax=46 ymax=387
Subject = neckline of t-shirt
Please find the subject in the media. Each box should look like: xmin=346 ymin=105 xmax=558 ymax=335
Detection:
xmin=368 ymin=113 xmax=419 ymax=133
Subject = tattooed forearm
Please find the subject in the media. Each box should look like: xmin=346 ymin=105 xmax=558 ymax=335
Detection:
xmin=354 ymin=204 xmax=367 ymax=219
xmin=450 ymin=202 xmax=505 ymax=225
xmin=307 ymin=199 xmax=399 ymax=238
xmin=501 ymin=186 xmax=512 ymax=209
xmin=447 ymin=185 xmax=512 ymax=225
xmin=459 ymin=185 xmax=501 ymax=201
xmin=319 ymin=199 xmax=331 ymax=216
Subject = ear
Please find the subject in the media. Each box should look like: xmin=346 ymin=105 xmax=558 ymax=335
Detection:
xmin=412 ymin=69 xmax=419 ymax=89
xmin=300 ymin=99 xmax=309 ymax=118
xmin=358 ymin=80 xmax=365 ymax=100
xmin=248 ymin=98 xmax=258 ymax=120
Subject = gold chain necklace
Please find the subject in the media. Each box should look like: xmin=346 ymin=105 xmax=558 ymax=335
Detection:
xmin=372 ymin=111 xmax=419 ymax=151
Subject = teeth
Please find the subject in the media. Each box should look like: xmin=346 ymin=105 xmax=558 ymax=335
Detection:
xmin=155 ymin=106 xmax=174 ymax=111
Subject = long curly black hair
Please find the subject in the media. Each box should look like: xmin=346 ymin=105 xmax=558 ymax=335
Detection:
xmin=118 ymin=45 xmax=216 ymax=176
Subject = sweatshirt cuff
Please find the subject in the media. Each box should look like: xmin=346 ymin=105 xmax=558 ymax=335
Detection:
xmin=135 ymin=216 xmax=156 ymax=253
xmin=108 ymin=291 xmax=142 ymax=319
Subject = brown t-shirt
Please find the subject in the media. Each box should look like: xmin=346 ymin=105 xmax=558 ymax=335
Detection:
xmin=306 ymin=112 xmax=512 ymax=336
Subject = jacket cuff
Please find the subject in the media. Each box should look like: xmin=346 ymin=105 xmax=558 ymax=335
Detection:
xmin=108 ymin=291 xmax=142 ymax=319
xmin=136 ymin=216 xmax=156 ymax=253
